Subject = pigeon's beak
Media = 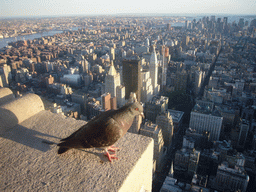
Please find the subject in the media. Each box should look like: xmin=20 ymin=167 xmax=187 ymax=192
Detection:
xmin=140 ymin=112 xmax=145 ymax=119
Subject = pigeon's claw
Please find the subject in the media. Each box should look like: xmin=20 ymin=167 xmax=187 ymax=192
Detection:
xmin=107 ymin=145 xmax=120 ymax=152
xmin=104 ymin=151 xmax=118 ymax=162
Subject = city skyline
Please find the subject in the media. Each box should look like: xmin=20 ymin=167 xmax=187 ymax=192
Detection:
xmin=1 ymin=0 xmax=256 ymax=18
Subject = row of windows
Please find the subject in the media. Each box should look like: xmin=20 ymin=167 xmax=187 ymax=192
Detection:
xmin=190 ymin=114 xmax=222 ymax=140
xmin=216 ymin=174 xmax=244 ymax=190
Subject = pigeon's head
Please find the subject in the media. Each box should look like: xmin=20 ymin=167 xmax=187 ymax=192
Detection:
xmin=129 ymin=102 xmax=144 ymax=118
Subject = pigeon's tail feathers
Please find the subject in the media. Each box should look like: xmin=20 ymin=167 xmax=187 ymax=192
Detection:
xmin=58 ymin=146 xmax=70 ymax=154
xmin=57 ymin=141 xmax=71 ymax=154
xmin=60 ymin=132 xmax=77 ymax=142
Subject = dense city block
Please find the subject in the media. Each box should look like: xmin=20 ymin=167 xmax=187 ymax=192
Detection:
xmin=1 ymin=15 xmax=256 ymax=192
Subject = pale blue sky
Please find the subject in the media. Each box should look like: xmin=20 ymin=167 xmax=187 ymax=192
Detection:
xmin=0 ymin=0 xmax=255 ymax=17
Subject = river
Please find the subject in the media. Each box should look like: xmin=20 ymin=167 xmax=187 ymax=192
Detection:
xmin=0 ymin=30 xmax=63 ymax=49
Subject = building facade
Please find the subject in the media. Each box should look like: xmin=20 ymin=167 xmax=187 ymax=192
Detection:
xmin=122 ymin=59 xmax=142 ymax=102
xmin=145 ymin=96 xmax=169 ymax=123
xmin=189 ymin=101 xmax=223 ymax=141
xmin=156 ymin=111 xmax=174 ymax=148
xmin=214 ymin=162 xmax=249 ymax=192
xmin=141 ymin=69 xmax=153 ymax=103
xmin=105 ymin=63 xmax=120 ymax=98
xmin=140 ymin=121 xmax=166 ymax=172
xmin=149 ymin=46 xmax=160 ymax=95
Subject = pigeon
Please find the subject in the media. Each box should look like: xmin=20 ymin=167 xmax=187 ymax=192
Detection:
xmin=57 ymin=102 xmax=144 ymax=162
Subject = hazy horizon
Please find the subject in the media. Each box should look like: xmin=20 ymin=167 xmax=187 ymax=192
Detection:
xmin=1 ymin=0 xmax=255 ymax=18
xmin=1 ymin=12 xmax=256 ymax=19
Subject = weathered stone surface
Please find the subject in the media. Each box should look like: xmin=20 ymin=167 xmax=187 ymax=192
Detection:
xmin=0 ymin=93 xmax=44 ymax=134
xmin=0 ymin=109 xmax=153 ymax=191
xmin=0 ymin=87 xmax=15 ymax=106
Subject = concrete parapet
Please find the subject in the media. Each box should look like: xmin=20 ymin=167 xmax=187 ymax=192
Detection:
xmin=0 ymin=93 xmax=44 ymax=133
xmin=0 ymin=93 xmax=153 ymax=192
xmin=0 ymin=87 xmax=15 ymax=106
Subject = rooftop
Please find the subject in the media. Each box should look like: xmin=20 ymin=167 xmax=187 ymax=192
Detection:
xmin=192 ymin=103 xmax=222 ymax=117
xmin=149 ymin=95 xmax=168 ymax=105
xmin=168 ymin=109 xmax=184 ymax=123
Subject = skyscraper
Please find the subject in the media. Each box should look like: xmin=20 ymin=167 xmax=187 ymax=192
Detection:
xmin=238 ymin=18 xmax=245 ymax=29
xmin=105 ymin=63 xmax=120 ymax=98
xmin=141 ymin=69 xmax=153 ymax=103
xmin=140 ymin=121 xmax=165 ymax=172
xmin=210 ymin=15 xmax=216 ymax=22
xmin=149 ymin=46 xmax=160 ymax=95
xmin=101 ymin=92 xmax=111 ymax=111
xmin=145 ymin=96 xmax=169 ymax=123
xmin=161 ymin=46 xmax=169 ymax=90
xmin=156 ymin=111 xmax=174 ymax=148
xmin=223 ymin=17 xmax=228 ymax=26
xmin=175 ymin=70 xmax=188 ymax=91
xmin=116 ymin=85 xmax=126 ymax=108
xmin=122 ymin=59 xmax=142 ymax=102
xmin=110 ymin=47 xmax=115 ymax=61
xmin=0 ymin=64 xmax=12 ymax=87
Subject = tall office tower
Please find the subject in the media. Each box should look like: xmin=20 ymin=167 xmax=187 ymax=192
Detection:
xmin=81 ymin=59 xmax=90 ymax=73
xmin=238 ymin=18 xmax=245 ymax=29
xmin=175 ymin=70 xmax=188 ymax=91
xmin=149 ymin=46 xmax=160 ymax=95
xmin=185 ymin=20 xmax=188 ymax=29
xmin=101 ymin=92 xmax=111 ymax=111
xmin=122 ymin=59 xmax=142 ymax=102
xmin=146 ymin=38 xmax=150 ymax=47
xmin=29 ymin=62 xmax=35 ymax=73
xmin=223 ymin=17 xmax=229 ymax=34
xmin=210 ymin=15 xmax=216 ymax=22
xmin=141 ymin=69 xmax=153 ymax=103
xmin=223 ymin=17 xmax=228 ymax=26
xmin=161 ymin=46 xmax=169 ymax=90
xmin=140 ymin=121 xmax=165 ymax=172
xmin=110 ymin=97 xmax=117 ymax=110
xmin=105 ymin=63 xmax=120 ymax=98
xmin=110 ymin=47 xmax=115 ymax=61
xmin=187 ymin=149 xmax=200 ymax=176
xmin=250 ymin=19 xmax=256 ymax=28
xmin=189 ymin=101 xmax=223 ymax=141
xmin=145 ymin=96 xmax=169 ymax=123
xmin=116 ymin=85 xmax=126 ymax=108
xmin=182 ymin=35 xmax=190 ymax=47
xmin=156 ymin=111 xmax=174 ymax=148
xmin=0 ymin=64 xmax=12 ymax=87
xmin=84 ymin=72 xmax=93 ymax=87
xmin=167 ymin=23 xmax=171 ymax=30
xmin=237 ymin=119 xmax=249 ymax=148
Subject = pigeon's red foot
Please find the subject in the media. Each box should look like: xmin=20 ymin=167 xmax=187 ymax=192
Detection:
xmin=107 ymin=145 xmax=120 ymax=152
xmin=104 ymin=151 xmax=118 ymax=162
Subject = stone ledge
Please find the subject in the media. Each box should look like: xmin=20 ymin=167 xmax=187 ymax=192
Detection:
xmin=0 ymin=90 xmax=153 ymax=192
xmin=0 ymin=93 xmax=45 ymax=133
xmin=0 ymin=87 xmax=15 ymax=106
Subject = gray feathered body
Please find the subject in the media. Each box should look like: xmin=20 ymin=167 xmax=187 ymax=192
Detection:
xmin=57 ymin=103 xmax=139 ymax=154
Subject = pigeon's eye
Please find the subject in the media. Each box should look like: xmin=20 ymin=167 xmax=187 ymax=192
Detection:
xmin=135 ymin=108 xmax=139 ymax=111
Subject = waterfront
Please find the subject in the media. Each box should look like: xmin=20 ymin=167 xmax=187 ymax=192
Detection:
xmin=0 ymin=30 xmax=63 ymax=49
